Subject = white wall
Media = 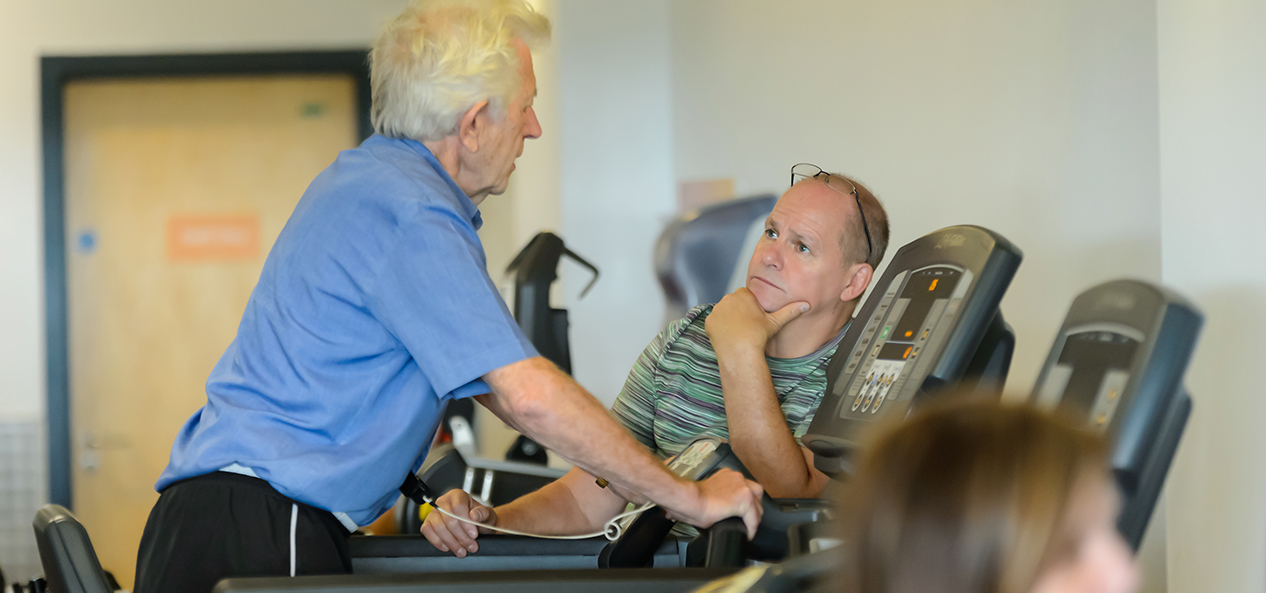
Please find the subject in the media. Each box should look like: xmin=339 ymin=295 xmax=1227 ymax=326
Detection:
xmin=668 ymin=0 xmax=1162 ymax=399
xmin=1158 ymin=0 xmax=1266 ymax=590
xmin=0 ymin=0 xmax=411 ymax=422
xmin=554 ymin=0 xmax=676 ymax=405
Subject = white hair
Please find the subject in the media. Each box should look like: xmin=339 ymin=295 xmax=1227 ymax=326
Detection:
xmin=370 ymin=0 xmax=550 ymax=141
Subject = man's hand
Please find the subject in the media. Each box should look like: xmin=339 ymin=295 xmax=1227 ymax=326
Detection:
xmin=420 ymin=490 xmax=498 ymax=558
xmin=708 ymin=287 xmax=829 ymax=500
xmin=706 ymin=288 xmax=808 ymax=355
xmin=662 ymin=468 xmax=765 ymax=539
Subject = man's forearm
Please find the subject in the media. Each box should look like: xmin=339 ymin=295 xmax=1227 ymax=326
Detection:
xmin=480 ymin=358 xmax=699 ymax=518
xmin=494 ymin=478 xmax=599 ymax=535
xmin=494 ymin=467 xmax=630 ymax=535
xmin=715 ymin=345 xmax=820 ymax=498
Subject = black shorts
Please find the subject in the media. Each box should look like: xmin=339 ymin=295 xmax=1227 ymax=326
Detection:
xmin=134 ymin=472 xmax=353 ymax=593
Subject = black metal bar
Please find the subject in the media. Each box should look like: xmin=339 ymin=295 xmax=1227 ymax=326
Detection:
xmin=42 ymin=56 xmax=71 ymax=508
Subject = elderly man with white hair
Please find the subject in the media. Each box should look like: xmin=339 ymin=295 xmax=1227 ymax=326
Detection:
xmin=132 ymin=2 xmax=762 ymax=591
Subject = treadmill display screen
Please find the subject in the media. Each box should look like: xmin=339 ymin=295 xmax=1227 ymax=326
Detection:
xmin=1039 ymin=330 xmax=1139 ymax=430
xmin=878 ymin=342 xmax=913 ymax=361
xmin=891 ymin=269 xmax=960 ymax=341
xmin=839 ymin=266 xmax=965 ymax=420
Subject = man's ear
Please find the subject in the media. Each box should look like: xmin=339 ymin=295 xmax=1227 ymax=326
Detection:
xmin=457 ymin=100 xmax=491 ymax=153
xmin=839 ymin=263 xmax=873 ymax=303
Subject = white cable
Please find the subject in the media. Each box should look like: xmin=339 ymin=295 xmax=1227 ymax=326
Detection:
xmin=425 ymin=495 xmax=655 ymax=541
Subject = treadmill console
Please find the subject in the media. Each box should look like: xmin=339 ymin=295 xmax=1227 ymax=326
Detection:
xmin=1030 ymin=279 xmax=1202 ymax=548
xmin=1034 ymin=326 xmax=1141 ymax=431
xmin=837 ymin=266 xmax=969 ymax=421
xmin=802 ymin=226 xmax=1022 ymax=473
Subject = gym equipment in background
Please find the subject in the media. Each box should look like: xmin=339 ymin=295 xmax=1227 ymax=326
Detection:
xmin=30 ymin=505 xmax=113 ymax=593
xmin=503 ymin=231 xmax=599 ymax=376
xmin=655 ymin=195 xmax=777 ymax=322
xmin=1030 ymin=279 xmax=1202 ymax=549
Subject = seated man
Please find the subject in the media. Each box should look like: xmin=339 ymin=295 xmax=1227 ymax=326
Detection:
xmin=422 ymin=164 xmax=890 ymax=556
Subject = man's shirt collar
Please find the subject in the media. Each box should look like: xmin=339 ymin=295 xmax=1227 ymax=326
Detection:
xmin=398 ymin=136 xmax=484 ymax=230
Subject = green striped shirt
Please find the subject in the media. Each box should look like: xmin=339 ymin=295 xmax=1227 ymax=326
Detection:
xmin=611 ymin=304 xmax=847 ymax=461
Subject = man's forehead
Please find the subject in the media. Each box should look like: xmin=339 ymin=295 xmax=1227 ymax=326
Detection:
xmin=771 ymin=185 xmax=850 ymax=236
xmin=513 ymin=38 xmax=536 ymax=78
xmin=768 ymin=204 xmax=829 ymax=240
xmin=778 ymin=182 xmax=847 ymax=214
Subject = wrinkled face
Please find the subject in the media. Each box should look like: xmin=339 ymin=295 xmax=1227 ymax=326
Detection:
xmin=745 ymin=180 xmax=859 ymax=313
xmin=1029 ymin=481 xmax=1140 ymax=593
xmin=470 ymin=39 xmax=542 ymax=202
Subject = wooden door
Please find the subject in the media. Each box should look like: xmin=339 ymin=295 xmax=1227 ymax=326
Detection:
xmin=63 ymin=74 xmax=357 ymax=587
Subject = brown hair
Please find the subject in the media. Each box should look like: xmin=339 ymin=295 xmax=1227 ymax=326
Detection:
xmin=799 ymin=173 xmax=891 ymax=270
xmin=844 ymin=177 xmax=890 ymax=270
xmin=839 ymin=399 xmax=1109 ymax=593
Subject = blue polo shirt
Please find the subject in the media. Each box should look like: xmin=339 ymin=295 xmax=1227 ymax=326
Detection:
xmin=157 ymin=134 xmax=538 ymax=526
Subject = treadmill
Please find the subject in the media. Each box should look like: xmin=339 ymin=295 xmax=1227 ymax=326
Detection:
xmin=214 ymin=224 xmax=1024 ymax=592
xmin=801 ymin=225 xmax=1022 ymax=473
xmin=1030 ymin=278 xmax=1202 ymax=549
xmin=687 ymin=278 xmax=1204 ymax=593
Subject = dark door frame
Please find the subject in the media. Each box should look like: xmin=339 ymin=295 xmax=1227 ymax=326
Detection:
xmin=42 ymin=51 xmax=374 ymax=507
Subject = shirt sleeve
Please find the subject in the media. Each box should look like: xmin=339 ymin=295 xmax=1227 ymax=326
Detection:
xmin=368 ymin=203 xmax=537 ymax=400
xmin=610 ymin=318 xmax=689 ymax=451
xmin=792 ymin=409 xmax=817 ymax=442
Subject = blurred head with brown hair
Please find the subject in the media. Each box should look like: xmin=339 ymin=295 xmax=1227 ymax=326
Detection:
xmin=839 ymin=399 xmax=1139 ymax=593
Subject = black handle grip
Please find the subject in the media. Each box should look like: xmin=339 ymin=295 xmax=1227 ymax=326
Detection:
xmin=597 ymin=507 xmax=675 ymax=568
xmin=701 ymin=517 xmax=748 ymax=568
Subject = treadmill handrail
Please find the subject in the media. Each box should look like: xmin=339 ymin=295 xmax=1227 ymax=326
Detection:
xmin=215 ymin=567 xmax=741 ymax=593
xmin=461 ymin=456 xmax=568 ymax=479
xmin=351 ymin=534 xmax=612 ymax=558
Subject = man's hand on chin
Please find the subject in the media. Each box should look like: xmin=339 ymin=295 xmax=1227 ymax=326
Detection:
xmin=706 ymin=287 xmax=809 ymax=355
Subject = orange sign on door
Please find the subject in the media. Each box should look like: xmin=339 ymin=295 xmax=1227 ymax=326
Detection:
xmin=166 ymin=214 xmax=260 ymax=260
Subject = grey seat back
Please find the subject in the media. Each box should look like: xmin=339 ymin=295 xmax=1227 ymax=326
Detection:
xmin=654 ymin=194 xmax=777 ymax=321
xmin=32 ymin=504 xmax=112 ymax=593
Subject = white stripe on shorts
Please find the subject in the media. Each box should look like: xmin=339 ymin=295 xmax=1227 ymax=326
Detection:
xmin=289 ymin=503 xmax=298 ymax=576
